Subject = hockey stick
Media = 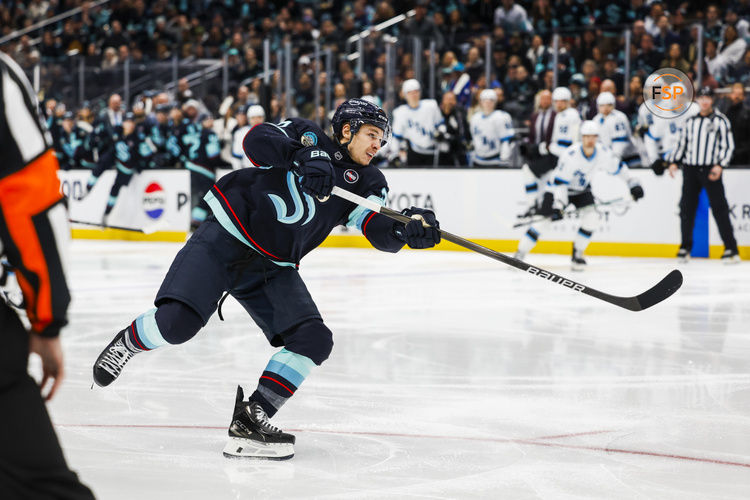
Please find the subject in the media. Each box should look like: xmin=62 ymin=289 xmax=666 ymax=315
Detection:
xmin=69 ymin=219 xmax=164 ymax=234
xmin=330 ymin=186 xmax=682 ymax=312
xmin=512 ymin=198 xmax=632 ymax=228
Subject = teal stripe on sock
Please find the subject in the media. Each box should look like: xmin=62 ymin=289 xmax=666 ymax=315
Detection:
xmin=270 ymin=348 xmax=315 ymax=377
xmin=265 ymin=360 xmax=305 ymax=388
xmin=135 ymin=308 xmax=168 ymax=349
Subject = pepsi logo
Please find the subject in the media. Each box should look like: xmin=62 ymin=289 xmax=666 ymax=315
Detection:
xmin=143 ymin=182 xmax=166 ymax=219
xmin=344 ymin=169 xmax=359 ymax=184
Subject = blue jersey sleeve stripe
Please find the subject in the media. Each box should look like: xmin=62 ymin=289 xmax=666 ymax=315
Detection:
xmin=557 ymin=140 xmax=572 ymax=146
xmin=553 ymin=177 xmax=570 ymax=185
xmin=612 ymin=136 xmax=629 ymax=142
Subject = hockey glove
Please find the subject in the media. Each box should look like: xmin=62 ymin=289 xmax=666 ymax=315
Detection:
xmin=630 ymin=185 xmax=644 ymax=201
xmin=650 ymin=159 xmax=667 ymax=176
xmin=292 ymin=147 xmax=335 ymax=198
xmin=393 ymin=207 xmax=441 ymax=249
xmin=539 ymin=192 xmax=563 ymax=221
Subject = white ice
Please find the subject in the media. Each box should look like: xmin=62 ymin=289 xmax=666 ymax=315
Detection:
xmin=43 ymin=240 xmax=750 ymax=499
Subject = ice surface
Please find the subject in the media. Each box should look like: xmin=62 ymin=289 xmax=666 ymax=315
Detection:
xmin=43 ymin=240 xmax=750 ymax=499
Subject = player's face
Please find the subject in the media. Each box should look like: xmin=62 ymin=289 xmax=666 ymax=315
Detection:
xmin=405 ymin=89 xmax=421 ymax=107
xmin=598 ymin=103 xmax=614 ymax=115
xmin=554 ymin=99 xmax=568 ymax=112
xmin=348 ymin=124 xmax=383 ymax=166
xmin=698 ymin=95 xmax=713 ymax=113
xmin=582 ymin=134 xmax=597 ymax=149
xmin=249 ymin=116 xmax=264 ymax=127
xmin=479 ymin=99 xmax=495 ymax=114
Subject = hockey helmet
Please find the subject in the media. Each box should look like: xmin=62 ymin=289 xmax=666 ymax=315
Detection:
xmin=331 ymin=98 xmax=390 ymax=146
xmin=596 ymin=91 xmax=616 ymax=107
xmin=246 ymin=104 xmax=266 ymax=118
xmin=479 ymin=89 xmax=497 ymax=102
xmin=401 ymin=79 xmax=421 ymax=94
xmin=552 ymin=86 xmax=572 ymax=101
xmin=580 ymin=120 xmax=599 ymax=136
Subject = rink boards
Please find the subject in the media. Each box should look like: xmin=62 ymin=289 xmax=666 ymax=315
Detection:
xmin=59 ymin=168 xmax=750 ymax=259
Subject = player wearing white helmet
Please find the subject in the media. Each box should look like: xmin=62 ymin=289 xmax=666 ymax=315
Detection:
xmin=593 ymin=91 xmax=642 ymax=168
xmin=391 ymin=79 xmax=443 ymax=166
xmin=642 ymin=82 xmax=699 ymax=175
xmin=514 ymin=120 xmax=645 ymax=271
xmin=469 ymin=88 xmax=514 ymax=167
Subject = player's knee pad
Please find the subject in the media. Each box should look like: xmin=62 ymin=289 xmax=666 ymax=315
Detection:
xmin=282 ymin=319 xmax=333 ymax=366
xmin=154 ymin=299 xmax=203 ymax=344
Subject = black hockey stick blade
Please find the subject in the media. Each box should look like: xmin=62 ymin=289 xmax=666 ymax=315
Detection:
xmin=630 ymin=269 xmax=683 ymax=311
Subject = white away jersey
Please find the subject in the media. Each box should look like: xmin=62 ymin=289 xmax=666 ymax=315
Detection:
xmin=593 ymin=109 xmax=639 ymax=160
xmin=392 ymin=99 xmax=443 ymax=154
xmin=231 ymin=125 xmax=251 ymax=168
xmin=470 ymin=109 xmax=514 ymax=164
xmin=548 ymin=107 xmax=582 ymax=157
xmin=548 ymin=143 xmax=638 ymax=197
xmin=643 ymin=102 xmax=699 ymax=163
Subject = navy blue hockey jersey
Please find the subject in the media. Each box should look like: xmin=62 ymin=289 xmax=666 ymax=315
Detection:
xmin=204 ymin=118 xmax=403 ymax=266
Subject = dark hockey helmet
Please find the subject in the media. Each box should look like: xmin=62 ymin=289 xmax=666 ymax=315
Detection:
xmin=331 ymin=98 xmax=390 ymax=146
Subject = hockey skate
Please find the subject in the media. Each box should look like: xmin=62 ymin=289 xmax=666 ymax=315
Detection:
xmin=223 ymin=386 xmax=295 ymax=460
xmin=93 ymin=329 xmax=141 ymax=387
xmin=721 ymin=248 xmax=740 ymax=265
xmin=571 ymin=247 xmax=586 ymax=272
xmin=677 ymin=248 xmax=690 ymax=263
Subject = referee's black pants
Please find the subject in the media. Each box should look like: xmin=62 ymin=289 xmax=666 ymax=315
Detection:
xmin=0 ymin=302 xmax=95 ymax=500
xmin=679 ymin=166 xmax=738 ymax=252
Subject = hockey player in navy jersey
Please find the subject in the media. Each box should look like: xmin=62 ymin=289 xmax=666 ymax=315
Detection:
xmin=92 ymin=99 xmax=441 ymax=460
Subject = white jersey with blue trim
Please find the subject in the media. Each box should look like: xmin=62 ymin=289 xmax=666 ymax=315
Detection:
xmin=548 ymin=107 xmax=582 ymax=157
xmin=643 ymin=102 xmax=699 ymax=163
xmin=470 ymin=109 xmax=514 ymax=164
xmin=548 ymin=143 xmax=638 ymax=198
xmin=592 ymin=109 xmax=638 ymax=160
xmin=391 ymin=99 xmax=443 ymax=154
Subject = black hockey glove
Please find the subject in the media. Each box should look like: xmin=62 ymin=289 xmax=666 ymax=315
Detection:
xmin=393 ymin=207 xmax=441 ymax=249
xmin=539 ymin=192 xmax=563 ymax=221
xmin=630 ymin=185 xmax=644 ymax=201
xmin=650 ymin=159 xmax=666 ymax=176
xmin=292 ymin=146 xmax=335 ymax=198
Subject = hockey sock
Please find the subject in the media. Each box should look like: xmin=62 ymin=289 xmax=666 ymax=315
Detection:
xmin=124 ymin=308 xmax=169 ymax=352
xmin=104 ymin=195 xmax=117 ymax=215
xmin=249 ymin=348 xmax=316 ymax=418
xmin=521 ymin=164 xmax=539 ymax=208
xmin=517 ymin=226 xmax=540 ymax=255
xmin=574 ymin=227 xmax=593 ymax=254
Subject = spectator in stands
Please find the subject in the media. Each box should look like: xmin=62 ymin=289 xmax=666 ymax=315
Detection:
xmin=718 ymin=83 xmax=750 ymax=165
xmin=725 ymin=7 xmax=750 ymax=39
xmin=660 ymin=43 xmax=691 ymax=76
xmin=602 ymin=54 xmax=624 ymax=95
xmin=401 ymin=0 xmax=444 ymax=53
xmin=494 ymin=0 xmax=532 ymax=34
xmin=101 ymin=47 xmax=119 ymax=70
xmin=436 ymin=91 xmax=470 ymax=167
xmin=728 ymin=49 xmax=750 ymax=84
xmin=644 ymin=2 xmax=665 ymax=38
xmin=635 ymin=34 xmax=663 ymax=79
xmin=653 ymin=15 xmax=681 ymax=55
xmin=715 ymin=25 xmax=748 ymax=79
xmin=705 ymin=4 xmax=724 ymax=43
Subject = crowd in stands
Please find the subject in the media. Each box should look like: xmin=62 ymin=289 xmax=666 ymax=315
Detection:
xmin=2 ymin=0 xmax=750 ymax=167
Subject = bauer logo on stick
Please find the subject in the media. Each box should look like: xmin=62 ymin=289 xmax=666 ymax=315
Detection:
xmin=643 ymin=68 xmax=694 ymax=118
xmin=143 ymin=182 xmax=166 ymax=219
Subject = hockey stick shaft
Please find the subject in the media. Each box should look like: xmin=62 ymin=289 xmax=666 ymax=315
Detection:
xmin=69 ymin=219 xmax=147 ymax=233
xmin=513 ymin=198 xmax=631 ymax=228
xmin=331 ymin=186 xmax=682 ymax=311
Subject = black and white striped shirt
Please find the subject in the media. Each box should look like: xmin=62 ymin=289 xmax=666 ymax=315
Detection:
xmin=668 ymin=109 xmax=735 ymax=167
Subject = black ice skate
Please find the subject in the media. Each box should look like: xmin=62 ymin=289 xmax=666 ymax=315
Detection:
xmin=677 ymin=248 xmax=690 ymax=263
xmin=721 ymin=248 xmax=740 ymax=265
xmin=222 ymin=386 xmax=295 ymax=460
xmin=93 ymin=329 xmax=141 ymax=387
xmin=571 ymin=247 xmax=587 ymax=272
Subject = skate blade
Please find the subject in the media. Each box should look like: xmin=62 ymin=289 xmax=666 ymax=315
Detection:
xmin=722 ymin=256 xmax=740 ymax=265
xmin=222 ymin=437 xmax=294 ymax=460
xmin=571 ymin=263 xmax=586 ymax=272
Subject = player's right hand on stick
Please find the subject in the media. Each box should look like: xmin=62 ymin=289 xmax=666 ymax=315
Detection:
xmin=539 ymin=192 xmax=563 ymax=221
xmin=292 ymin=146 xmax=335 ymax=197
xmin=393 ymin=207 xmax=441 ymax=249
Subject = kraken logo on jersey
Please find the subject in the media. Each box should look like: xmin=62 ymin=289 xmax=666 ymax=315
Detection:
xmin=301 ymin=131 xmax=318 ymax=146
xmin=268 ymin=172 xmax=316 ymax=226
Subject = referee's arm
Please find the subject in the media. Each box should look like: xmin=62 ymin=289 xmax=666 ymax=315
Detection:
xmin=667 ymin=120 xmax=689 ymax=177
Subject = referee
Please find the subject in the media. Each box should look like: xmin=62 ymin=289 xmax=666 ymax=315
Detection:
xmin=668 ymin=87 xmax=740 ymax=263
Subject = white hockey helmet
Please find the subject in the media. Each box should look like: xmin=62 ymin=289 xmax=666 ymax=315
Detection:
xmin=596 ymin=91 xmax=616 ymax=106
xmin=402 ymin=79 xmax=421 ymax=94
xmin=479 ymin=88 xmax=497 ymax=102
xmin=247 ymin=104 xmax=266 ymax=118
xmin=580 ymin=120 xmax=599 ymax=136
xmin=552 ymin=86 xmax=572 ymax=101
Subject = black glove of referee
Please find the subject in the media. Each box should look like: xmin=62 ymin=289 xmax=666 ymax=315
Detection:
xmin=650 ymin=159 xmax=667 ymax=176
